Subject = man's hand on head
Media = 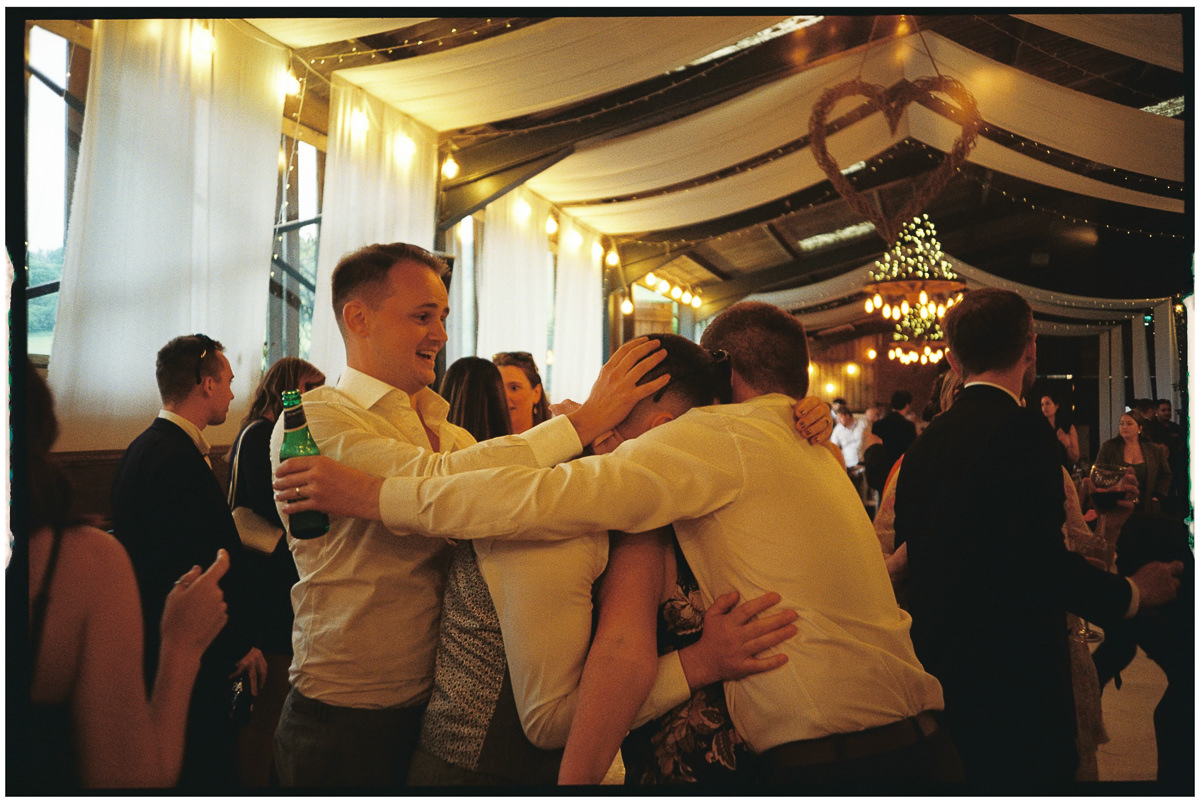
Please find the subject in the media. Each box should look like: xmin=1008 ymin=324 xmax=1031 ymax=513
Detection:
xmin=565 ymin=337 xmax=669 ymax=448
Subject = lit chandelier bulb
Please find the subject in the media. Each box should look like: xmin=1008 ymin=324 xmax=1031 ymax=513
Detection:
xmin=900 ymin=300 xmax=910 ymax=316
xmin=865 ymin=298 xmax=874 ymax=313
xmin=882 ymin=303 xmax=892 ymax=319
xmin=919 ymin=289 xmax=928 ymax=305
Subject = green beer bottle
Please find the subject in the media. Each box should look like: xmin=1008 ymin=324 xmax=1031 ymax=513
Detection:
xmin=280 ymin=389 xmax=330 ymax=539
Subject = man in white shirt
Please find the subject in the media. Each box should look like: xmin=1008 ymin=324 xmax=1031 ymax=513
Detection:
xmin=268 ymin=242 xmax=669 ymax=788
xmin=278 ymin=301 xmax=962 ymax=788
xmin=830 ymin=405 xmax=868 ymax=468
xmin=407 ymin=333 xmax=799 ymax=785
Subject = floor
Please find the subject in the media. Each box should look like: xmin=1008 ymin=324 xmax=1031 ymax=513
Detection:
xmin=1094 ymin=642 xmax=1170 ymax=783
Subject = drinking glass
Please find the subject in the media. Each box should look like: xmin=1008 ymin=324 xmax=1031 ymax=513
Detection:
xmin=1089 ymin=462 xmax=1131 ymax=513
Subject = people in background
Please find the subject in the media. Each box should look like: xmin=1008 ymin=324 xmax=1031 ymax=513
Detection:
xmin=111 ymin=335 xmax=267 ymax=791
xmin=871 ymin=389 xmax=917 ymax=482
xmin=1094 ymin=412 xmax=1172 ymax=516
xmin=438 ymin=357 xmax=512 ymax=441
xmin=267 ymin=242 xmax=667 ymax=789
xmin=893 ymin=287 xmax=1181 ymax=790
xmin=830 ymin=405 xmax=868 ymax=468
xmin=226 ymin=356 xmax=324 ymax=788
xmin=493 ymin=351 xmax=552 ymax=434
xmin=1154 ymin=398 xmax=1189 ymax=519
xmin=1040 ymin=390 xmax=1080 ymax=468
xmin=20 ymin=359 xmax=229 ymax=791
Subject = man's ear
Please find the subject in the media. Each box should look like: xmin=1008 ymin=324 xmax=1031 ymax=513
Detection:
xmin=946 ymin=350 xmax=963 ymax=379
xmin=342 ymin=299 xmax=369 ymax=337
xmin=645 ymin=410 xmax=676 ymax=431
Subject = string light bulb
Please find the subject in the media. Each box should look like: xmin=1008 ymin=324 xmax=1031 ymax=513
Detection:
xmin=441 ymin=155 xmax=459 ymax=180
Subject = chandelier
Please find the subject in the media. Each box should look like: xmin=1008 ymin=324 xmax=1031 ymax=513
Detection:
xmin=863 ymin=214 xmax=965 ymax=363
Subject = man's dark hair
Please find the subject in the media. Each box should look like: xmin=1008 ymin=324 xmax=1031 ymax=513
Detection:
xmin=331 ymin=243 xmax=449 ymax=335
xmin=1156 ymin=398 xmax=1172 ymax=409
xmin=943 ymin=288 xmax=1033 ymax=377
xmin=699 ymin=301 xmax=810 ymax=398
xmin=890 ymin=389 xmax=912 ymax=411
xmin=156 ymin=334 xmax=225 ymax=405
xmin=632 ymin=333 xmax=725 ymax=416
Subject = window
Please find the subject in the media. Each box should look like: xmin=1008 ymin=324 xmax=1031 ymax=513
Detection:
xmin=267 ymin=135 xmax=323 ymax=368
xmin=25 ymin=24 xmax=87 ymax=359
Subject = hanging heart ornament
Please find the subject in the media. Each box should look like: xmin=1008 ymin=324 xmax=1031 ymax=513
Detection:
xmin=809 ymin=75 xmax=981 ymax=244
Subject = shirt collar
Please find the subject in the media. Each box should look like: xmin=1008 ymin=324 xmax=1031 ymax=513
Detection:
xmin=962 ymin=380 xmax=1022 ymax=406
xmin=157 ymin=409 xmax=211 ymax=456
xmin=337 ymin=366 xmax=450 ymax=424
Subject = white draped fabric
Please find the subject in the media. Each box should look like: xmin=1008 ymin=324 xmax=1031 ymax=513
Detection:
xmin=1153 ymin=299 xmax=1181 ymax=411
xmin=49 ymin=19 xmax=286 ymax=451
xmin=244 ymin=18 xmax=433 ymax=48
xmin=1097 ymin=327 xmax=1127 ymax=446
xmin=476 ymin=190 xmax=555 ymax=395
xmin=1014 ymin=14 xmax=1184 ymax=73
xmin=307 ymin=74 xmax=439 ymax=384
xmin=334 ymin=17 xmax=789 ymax=131
xmin=549 ymin=216 xmax=604 ymax=404
xmin=532 ymin=30 xmax=1183 ymax=234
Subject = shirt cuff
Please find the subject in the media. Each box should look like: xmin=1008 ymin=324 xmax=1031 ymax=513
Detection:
xmin=630 ymin=652 xmax=691 ymax=729
xmin=1124 ymin=576 xmax=1139 ymax=619
xmin=520 ymin=413 xmax=583 ymax=468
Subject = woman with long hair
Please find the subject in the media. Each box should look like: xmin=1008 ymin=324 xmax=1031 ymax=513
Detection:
xmin=439 ymin=356 xmax=512 ymax=441
xmin=1040 ymin=390 xmax=1080 ymax=467
xmin=226 ymin=356 xmax=324 ymax=787
xmin=19 ymin=360 xmax=228 ymax=790
xmin=492 ymin=351 xmax=551 ymax=434
xmin=1093 ymin=411 xmax=1172 ymax=515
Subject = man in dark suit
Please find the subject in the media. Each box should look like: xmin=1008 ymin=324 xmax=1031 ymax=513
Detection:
xmin=113 ymin=334 xmax=267 ymax=790
xmin=893 ymin=288 xmax=1182 ymax=791
xmin=870 ymin=389 xmax=916 ymax=487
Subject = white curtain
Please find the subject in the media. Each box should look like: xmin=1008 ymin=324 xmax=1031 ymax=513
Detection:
xmin=550 ymin=216 xmax=604 ymax=404
xmin=48 ymin=19 xmax=286 ymax=451
xmin=1131 ymin=312 xmax=1152 ymax=400
xmin=1152 ymin=299 xmax=1180 ymax=410
xmin=476 ymin=189 xmax=554 ymax=395
xmin=307 ymin=74 xmax=439 ymax=384
xmin=1097 ymin=325 xmax=1127 ymax=447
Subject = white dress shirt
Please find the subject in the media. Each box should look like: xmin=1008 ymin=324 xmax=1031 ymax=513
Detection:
xmin=831 ymin=414 xmax=868 ymax=466
xmin=269 ymin=366 xmax=583 ymax=709
xmin=476 ymin=535 xmax=691 ymax=749
xmin=375 ymin=394 xmax=945 ymax=751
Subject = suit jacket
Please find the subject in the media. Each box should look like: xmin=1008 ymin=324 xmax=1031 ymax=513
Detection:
xmin=1095 ymin=436 xmax=1172 ymax=513
xmin=112 ymin=418 xmax=255 ymax=685
xmin=871 ymin=410 xmax=916 ymax=478
xmin=893 ymin=384 xmax=1132 ymax=786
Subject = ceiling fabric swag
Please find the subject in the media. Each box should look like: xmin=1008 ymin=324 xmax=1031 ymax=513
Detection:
xmin=1012 ymin=13 xmax=1184 ymax=73
xmin=334 ymin=16 xmax=789 ymax=132
xmin=532 ymin=29 xmax=1181 ymax=238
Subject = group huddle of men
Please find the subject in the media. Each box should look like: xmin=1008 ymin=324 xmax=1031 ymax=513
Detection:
xmin=112 ymin=241 xmax=1185 ymax=792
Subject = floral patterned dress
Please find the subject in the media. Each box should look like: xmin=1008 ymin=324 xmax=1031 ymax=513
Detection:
xmin=621 ymin=539 xmax=751 ymax=785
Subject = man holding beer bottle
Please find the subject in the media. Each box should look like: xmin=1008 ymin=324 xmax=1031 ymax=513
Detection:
xmin=268 ymin=243 xmax=668 ymax=789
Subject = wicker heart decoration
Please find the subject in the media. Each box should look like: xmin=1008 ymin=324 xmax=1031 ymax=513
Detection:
xmin=808 ymin=76 xmax=981 ymax=244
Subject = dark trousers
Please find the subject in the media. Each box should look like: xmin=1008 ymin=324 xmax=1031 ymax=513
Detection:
xmin=178 ymin=669 xmax=239 ymax=792
xmin=754 ymin=712 xmax=963 ymax=791
xmin=274 ymin=688 xmax=425 ymax=789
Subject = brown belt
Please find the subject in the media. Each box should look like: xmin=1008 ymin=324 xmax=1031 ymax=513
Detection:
xmin=758 ymin=710 xmax=941 ymax=769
